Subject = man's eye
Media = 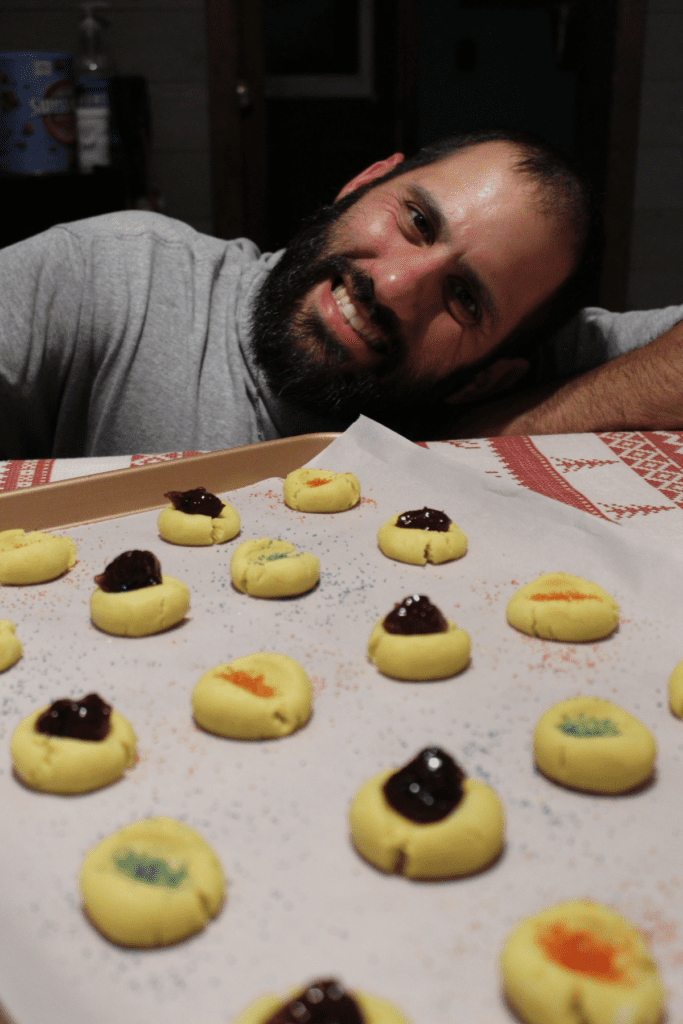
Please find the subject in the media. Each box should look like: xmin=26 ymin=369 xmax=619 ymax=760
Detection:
xmin=408 ymin=206 xmax=430 ymax=238
xmin=450 ymin=279 xmax=478 ymax=318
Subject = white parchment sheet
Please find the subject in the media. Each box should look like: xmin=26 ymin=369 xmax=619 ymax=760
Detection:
xmin=1 ymin=417 xmax=682 ymax=1024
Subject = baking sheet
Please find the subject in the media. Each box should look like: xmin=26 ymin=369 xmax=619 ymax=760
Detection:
xmin=0 ymin=416 xmax=682 ymax=1024
xmin=0 ymin=433 xmax=338 ymax=531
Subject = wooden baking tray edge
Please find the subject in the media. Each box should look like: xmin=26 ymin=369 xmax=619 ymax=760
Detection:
xmin=0 ymin=434 xmax=339 ymax=531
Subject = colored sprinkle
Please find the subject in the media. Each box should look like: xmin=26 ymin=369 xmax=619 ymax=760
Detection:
xmin=535 ymin=921 xmax=632 ymax=984
xmin=217 ymin=668 xmax=275 ymax=698
xmin=305 ymin=477 xmax=330 ymax=488
xmin=114 ymin=850 xmax=188 ymax=888
xmin=556 ymin=713 xmax=620 ymax=737
xmin=530 ymin=590 xmax=601 ymax=602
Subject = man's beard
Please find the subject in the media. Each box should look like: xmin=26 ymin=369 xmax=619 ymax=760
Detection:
xmin=249 ymin=188 xmax=452 ymax=428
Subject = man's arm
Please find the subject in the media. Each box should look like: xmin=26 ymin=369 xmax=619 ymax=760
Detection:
xmin=445 ymin=317 xmax=683 ymax=437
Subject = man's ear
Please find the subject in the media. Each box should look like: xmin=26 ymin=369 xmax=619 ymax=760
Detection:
xmin=335 ymin=152 xmax=405 ymax=200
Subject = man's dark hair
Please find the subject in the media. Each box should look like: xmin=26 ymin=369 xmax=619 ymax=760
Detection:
xmin=373 ymin=126 xmax=603 ymax=357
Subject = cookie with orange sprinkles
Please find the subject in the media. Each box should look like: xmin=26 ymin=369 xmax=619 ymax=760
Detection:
xmin=0 ymin=528 xmax=76 ymax=585
xmin=191 ymin=653 xmax=312 ymax=739
xmin=283 ymin=468 xmax=360 ymax=512
xmin=506 ymin=572 xmax=619 ymax=641
xmin=501 ymin=899 xmax=665 ymax=1024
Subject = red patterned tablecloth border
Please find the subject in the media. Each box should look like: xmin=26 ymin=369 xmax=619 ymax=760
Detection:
xmin=0 ymin=458 xmax=55 ymax=492
xmin=129 ymin=451 xmax=202 ymax=468
xmin=488 ymin=436 xmax=610 ymax=520
xmin=0 ymin=451 xmax=201 ymax=494
xmin=597 ymin=431 xmax=683 ymax=510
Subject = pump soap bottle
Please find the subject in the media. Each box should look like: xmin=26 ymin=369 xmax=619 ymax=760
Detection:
xmin=75 ymin=2 xmax=116 ymax=173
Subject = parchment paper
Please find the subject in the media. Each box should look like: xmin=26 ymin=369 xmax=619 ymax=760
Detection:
xmin=1 ymin=416 xmax=681 ymax=1024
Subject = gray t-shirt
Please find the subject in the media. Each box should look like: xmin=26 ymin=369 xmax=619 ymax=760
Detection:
xmin=2 ymin=210 xmax=683 ymax=457
xmin=533 ymin=304 xmax=683 ymax=381
xmin=0 ymin=211 xmax=344 ymax=459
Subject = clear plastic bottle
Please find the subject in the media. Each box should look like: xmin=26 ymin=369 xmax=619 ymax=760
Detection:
xmin=75 ymin=3 xmax=116 ymax=173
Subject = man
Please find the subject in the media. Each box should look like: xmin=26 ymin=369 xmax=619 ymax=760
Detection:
xmin=249 ymin=131 xmax=588 ymax=440
xmin=1 ymin=128 xmax=680 ymax=458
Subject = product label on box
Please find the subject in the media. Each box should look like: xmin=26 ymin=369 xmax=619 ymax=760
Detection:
xmin=0 ymin=52 xmax=75 ymax=175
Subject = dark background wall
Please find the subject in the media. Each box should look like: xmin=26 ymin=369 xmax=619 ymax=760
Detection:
xmin=418 ymin=1 xmax=575 ymax=155
xmin=628 ymin=0 xmax=683 ymax=308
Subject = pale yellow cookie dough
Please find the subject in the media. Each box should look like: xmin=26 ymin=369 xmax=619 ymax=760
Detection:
xmin=377 ymin=513 xmax=467 ymax=565
xmin=90 ymin=574 xmax=190 ymax=636
xmin=0 ymin=620 xmax=22 ymax=672
xmin=0 ymin=528 xmax=76 ymax=585
xmin=157 ymin=501 xmax=240 ymax=546
xmin=233 ymin=983 xmax=411 ymax=1024
xmin=79 ymin=816 xmax=225 ymax=947
xmin=533 ymin=696 xmax=656 ymax=794
xmin=230 ymin=538 xmax=320 ymax=598
xmin=349 ymin=768 xmax=504 ymax=879
xmin=501 ymin=899 xmax=665 ymax=1024
xmin=506 ymin=572 xmax=619 ymax=641
xmin=367 ymin=619 xmax=470 ymax=680
xmin=11 ymin=705 xmax=136 ymax=794
xmin=283 ymin=467 xmax=361 ymax=512
xmin=192 ymin=653 xmax=312 ymax=740
xmin=668 ymin=660 xmax=683 ymax=718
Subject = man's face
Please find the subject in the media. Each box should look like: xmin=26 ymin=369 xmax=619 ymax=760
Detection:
xmin=251 ymin=141 xmax=575 ymax=423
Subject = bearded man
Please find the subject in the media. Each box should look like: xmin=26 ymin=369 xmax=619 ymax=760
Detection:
xmin=0 ymin=128 xmax=680 ymax=458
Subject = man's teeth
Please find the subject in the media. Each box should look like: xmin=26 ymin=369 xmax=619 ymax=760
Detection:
xmin=332 ymin=282 xmax=382 ymax=347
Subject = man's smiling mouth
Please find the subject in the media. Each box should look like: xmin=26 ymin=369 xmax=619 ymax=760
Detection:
xmin=331 ymin=277 xmax=389 ymax=354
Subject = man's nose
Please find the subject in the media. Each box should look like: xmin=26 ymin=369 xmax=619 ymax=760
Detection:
xmin=368 ymin=248 xmax=445 ymax=319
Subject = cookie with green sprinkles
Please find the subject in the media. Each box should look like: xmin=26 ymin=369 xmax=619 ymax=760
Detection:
xmin=533 ymin=696 xmax=656 ymax=794
xmin=230 ymin=537 xmax=319 ymax=598
xmin=79 ymin=817 xmax=225 ymax=947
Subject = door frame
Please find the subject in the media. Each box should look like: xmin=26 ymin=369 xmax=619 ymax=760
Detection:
xmin=205 ymin=0 xmax=267 ymax=244
xmin=595 ymin=0 xmax=649 ymax=310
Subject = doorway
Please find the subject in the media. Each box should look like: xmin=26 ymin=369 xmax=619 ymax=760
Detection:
xmin=206 ymin=0 xmax=647 ymax=308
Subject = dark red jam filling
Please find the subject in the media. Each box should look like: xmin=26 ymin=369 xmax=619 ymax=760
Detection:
xmin=164 ymin=486 xmax=224 ymax=518
xmin=383 ymin=747 xmax=465 ymax=823
xmin=383 ymin=594 xmax=448 ymax=635
xmin=265 ymin=979 xmax=363 ymax=1024
xmin=36 ymin=692 xmax=112 ymax=741
xmin=396 ymin=507 xmax=451 ymax=531
xmin=94 ymin=550 xmax=163 ymax=592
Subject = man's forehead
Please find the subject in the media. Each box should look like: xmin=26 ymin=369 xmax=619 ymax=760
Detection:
xmin=388 ymin=141 xmax=545 ymax=259
xmin=401 ymin=140 xmax=526 ymax=199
